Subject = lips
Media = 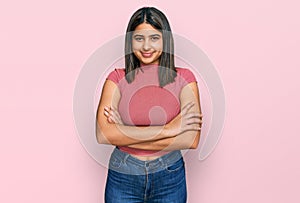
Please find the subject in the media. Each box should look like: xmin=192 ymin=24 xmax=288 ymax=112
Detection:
xmin=141 ymin=52 xmax=153 ymax=58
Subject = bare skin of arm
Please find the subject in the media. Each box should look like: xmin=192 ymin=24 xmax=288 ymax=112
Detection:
xmin=127 ymin=82 xmax=202 ymax=150
xmin=98 ymin=80 xmax=202 ymax=150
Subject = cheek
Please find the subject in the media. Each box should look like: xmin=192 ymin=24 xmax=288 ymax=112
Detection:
xmin=132 ymin=41 xmax=141 ymax=51
xmin=152 ymin=41 xmax=163 ymax=51
xmin=133 ymin=48 xmax=142 ymax=57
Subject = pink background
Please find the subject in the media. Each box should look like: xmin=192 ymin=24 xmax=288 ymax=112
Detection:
xmin=1 ymin=0 xmax=299 ymax=202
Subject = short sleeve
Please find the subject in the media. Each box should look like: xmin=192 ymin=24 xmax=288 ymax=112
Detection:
xmin=176 ymin=68 xmax=197 ymax=86
xmin=182 ymin=68 xmax=197 ymax=83
xmin=106 ymin=68 xmax=125 ymax=84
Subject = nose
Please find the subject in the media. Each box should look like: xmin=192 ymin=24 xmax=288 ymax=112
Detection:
xmin=142 ymin=38 xmax=151 ymax=51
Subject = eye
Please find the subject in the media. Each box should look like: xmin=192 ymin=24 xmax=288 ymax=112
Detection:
xmin=151 ymin=36 xmax=160 ymax=41
xmin=134 ymin=37 xmax=144 ymax=42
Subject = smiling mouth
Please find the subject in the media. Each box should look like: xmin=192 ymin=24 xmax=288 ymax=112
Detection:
xmin=141 ymin=52 xmax=153 ymax=58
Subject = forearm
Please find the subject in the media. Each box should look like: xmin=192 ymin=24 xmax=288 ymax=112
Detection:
xmin=97 ymin=101 xmax=200 ymax=146
xmin=96 ymin=119 xmax=172 ymax=146
xmin=127 ymin=130 xmax=201 ymax=151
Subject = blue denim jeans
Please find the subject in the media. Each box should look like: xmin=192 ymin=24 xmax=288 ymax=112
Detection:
xmin=105 ymin=147 xmax=187 ymax=203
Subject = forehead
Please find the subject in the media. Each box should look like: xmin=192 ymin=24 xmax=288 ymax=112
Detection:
xmin=133 ymin=23 xmax=162 ymax=36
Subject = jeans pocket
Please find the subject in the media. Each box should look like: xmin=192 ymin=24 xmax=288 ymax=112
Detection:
xmin=165 ymin=158 xmax=184 ymax=172
xmin=109 ymin=157 xmax=123 ymax=169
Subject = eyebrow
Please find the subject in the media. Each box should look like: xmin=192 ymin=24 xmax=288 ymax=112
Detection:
xmin=133 ymin=34 xmax=161 ymax=37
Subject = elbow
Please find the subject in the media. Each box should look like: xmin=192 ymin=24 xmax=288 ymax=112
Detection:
xmin=96 ymin=130 xmax=118 ymax=145
xmin=96 ymin=129 xmax=109 ymax=144
xmin=96 ymin=124 xmax=125 ymax=146
xmin=188 ymin=131 xmax=201 ymax=149
xmin=96 ymin=124 xmax=115 ymax=145
xmin=96 ymin=135 xmax=106 ymax=145
xmin=189 ymin=142 xmax=199 ymax=149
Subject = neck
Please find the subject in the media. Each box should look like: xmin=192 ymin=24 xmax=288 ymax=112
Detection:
xmin=140 ymin=63 xmax=159 ymax=68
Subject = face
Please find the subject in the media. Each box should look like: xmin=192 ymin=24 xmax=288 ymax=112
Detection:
xmin=132 ymin=23 xmax=163 ymax=65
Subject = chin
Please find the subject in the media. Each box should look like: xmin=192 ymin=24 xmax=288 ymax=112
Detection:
xmin=140 ymin=57 xmax=160 ymax=65
xmin=141 ymin=61 xmax=155 ymax=65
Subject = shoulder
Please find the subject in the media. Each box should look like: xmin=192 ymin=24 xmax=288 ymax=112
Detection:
xmin=106 ymin=68 xmax=125 ymax=84
xmin=175 ymin=67 xmax=197 ymax=83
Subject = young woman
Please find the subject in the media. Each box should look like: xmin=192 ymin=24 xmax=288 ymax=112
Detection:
xmin=96 ymin=7 xmax=202 ymax=203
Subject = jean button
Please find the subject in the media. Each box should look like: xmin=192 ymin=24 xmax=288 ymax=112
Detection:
xmin=145 ymin=162 xmax=149 ymax=167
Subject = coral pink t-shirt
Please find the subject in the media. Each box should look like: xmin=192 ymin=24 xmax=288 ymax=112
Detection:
xmin=106 ymin=64 xmax=197 ymax=156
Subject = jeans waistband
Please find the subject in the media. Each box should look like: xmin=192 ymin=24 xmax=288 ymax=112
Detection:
xmin=109 ymin=147 xmax=183 ymax=175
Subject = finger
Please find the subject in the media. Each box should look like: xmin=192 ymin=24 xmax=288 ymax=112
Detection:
xmin=111 ymin=114 xmax=122 ymax=124
xmin=107 ymin=116 xmax=115 ymax=124
xmin=181 ymin=102 xmax=195 ymax=114
xmin=110 ymin=116 xmax=118 ymax=123
xmin=109 ymin=110 xmax=121 ymax=122
xmin=104 ymin=107 xmax=116 ymax=123
xmin=110 ymin=106 xmax=118 ymax=115
xmin=183 ymin=125 xmax=201 ymax=132
xmin=105 ymin=109 xmax=116 ymax=121
xmin=109 ymin=107 xmax=120 ymax=119
xmin=104 ymin=106 xmax=112 ymax=116
xmin=109 ymin=108 xmax=119 ymax=118
xmin=108 ymin=111 xmax=119 ymax=123
xmin=108 ymin=110 xmax=123 ymax=124
xmin=104 ymin=106 xmax=110 ymax=112
xmin=185 ymin=118 xmax=203 ymax=125
xmin=111 ymin=107 xmax=124 ymax=124
xmin=104 ymin=109 xmax=110 ymax=117
xmin=185 ymin=112 xmax=203 ymax=119
xmin=104 ymin=107 xmax=123 ymax=124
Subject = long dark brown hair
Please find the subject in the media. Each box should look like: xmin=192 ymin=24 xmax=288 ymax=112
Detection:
xmin=124 ymin=7 xmax=177 ymax=87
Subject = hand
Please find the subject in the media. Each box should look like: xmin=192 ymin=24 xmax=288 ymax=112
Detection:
xmin=104 ymin=106 xmax=124 ymax=125
xmin=165 ymin=102 xmax=203 ymax=137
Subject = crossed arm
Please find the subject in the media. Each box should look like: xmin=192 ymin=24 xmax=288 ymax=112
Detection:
xmin=96 ymin=80 xmax=202 ymax=150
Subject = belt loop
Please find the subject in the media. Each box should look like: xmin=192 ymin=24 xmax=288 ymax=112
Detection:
xmin=158 ymin=157 xmax=165 ymax=168
xmin=123 ymin=154 xmax=130 ymax=164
